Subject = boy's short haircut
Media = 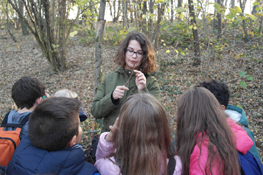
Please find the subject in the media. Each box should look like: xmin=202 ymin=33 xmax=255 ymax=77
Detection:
xmin=28 ymin=97 xmax=81 ymax=151
xmin=196 ymin=79 xmax=230 ymax=107
xmin=12 ymin=76 xmax=45 ymax=109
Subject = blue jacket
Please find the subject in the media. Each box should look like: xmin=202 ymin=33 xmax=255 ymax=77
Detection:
xmin=226 ymin=105 xmax=261 ymax=162
xmin=6 ymin=136 xmax=99 ymax=175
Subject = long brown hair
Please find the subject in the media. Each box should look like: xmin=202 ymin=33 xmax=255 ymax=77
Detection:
xmin=114 ymin=32 xmax=157 ymax=74
xmin=114 ymin=93 xmax=175 ymax=175
xmin=176 ymin=87 xmax=240 ymax=175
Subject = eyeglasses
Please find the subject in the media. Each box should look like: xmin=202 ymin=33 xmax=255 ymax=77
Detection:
xmin=126 ymin=48 xmax=144 ymax=58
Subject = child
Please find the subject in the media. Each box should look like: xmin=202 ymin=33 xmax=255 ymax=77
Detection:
xmin=5 ymin=97 xmax=99 ymax=175
xmin=2 ymin=76 xmax=48 ymax=139
xmin=54 ymin=89 xmax=87 ymax=122
xmin=95 ymin=93 xmax=182 ymax=175
xmin=176 ymin=87 xmax=253 ymax=175
xmin=91 ymin=32 xmax=160 ymax=133
xmin=196 ymin=79 xmax=261 ymax=162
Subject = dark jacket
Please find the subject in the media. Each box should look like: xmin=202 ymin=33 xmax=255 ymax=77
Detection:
xmin=6 ymin=136 xmax=98 ymax=175
xmin=91 ymin=66 xmax=160 ymax=132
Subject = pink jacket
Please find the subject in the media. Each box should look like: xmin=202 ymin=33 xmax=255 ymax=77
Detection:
xmin=95 ymin=132 xmax=182 ymax=175
xmin=189 ymin=118 xmax=254 ymax=175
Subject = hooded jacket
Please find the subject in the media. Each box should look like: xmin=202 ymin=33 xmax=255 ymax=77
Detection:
xmin=189 ymin=118 xmax=254 ymax=175
xmin=91 ymin=66 xmax=160 ymax=132
xmin=95 ymin=132 xmax=182 ymax=175
xmin=225 ymin=105 xmax=261 ymax=162
xmin=6 ymin=136 xmax=99 ymax=175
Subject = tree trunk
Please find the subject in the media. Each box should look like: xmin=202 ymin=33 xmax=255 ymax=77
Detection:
xmin=171 ymin=0 xmax=174 ymax=23
xmin=95 ymin=0 xmax=106 ymax=91
xmin=259 ymin=17 xmax=263 ymax=34
xmin=57 ymin=0 xmax=67 ymax=71
xmin=178 ymin=0 xmax=182 ymax=19
xmin=188 ymin=0 xmax=201 ymax=66
xmin=151 ymin=3 xmax=166 ymax=48
xmin=115 ymin=0 xmax=121 ymax=22
xmin=113 ymin=0 xmax=116 ymax=22
xmin=239 ymin=0 xmax=249 ymax=42
xmin=6 ymin=1 xmax=17 ymax=42
xmin=90 ymin=1 xmax=96 ymax=29
xmin=123 ymin=0 xmax=128 ymax=28
xmin=217 ymin=0 xmax=222 ymax=39
xmin=148 ymin=0 xmax=154 ymax=39
xmin=142 ymin=0 xmax=147 ymax=34
xmin=19 ymin=0 xmax=29 ymax=35
xmin=230 ymin=0 xmax=235 ymax=8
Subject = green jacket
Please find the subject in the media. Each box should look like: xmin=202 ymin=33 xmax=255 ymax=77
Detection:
xmin=91 ymin=66 xmax=161 ymax=132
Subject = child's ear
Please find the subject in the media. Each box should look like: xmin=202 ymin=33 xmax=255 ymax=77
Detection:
xmin=68 ymin=135 xmax=77 ymax=147
xmin=36 ymin=97 xmax=42 ymax=105
xmin=221 ymin=105 xmax=226 ymax=111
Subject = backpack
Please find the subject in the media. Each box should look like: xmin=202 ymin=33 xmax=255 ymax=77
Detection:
xmin=0 ymin=111 xmax=30 ymax=167
xmin=239 ymin=151 xmax=263 ymax=175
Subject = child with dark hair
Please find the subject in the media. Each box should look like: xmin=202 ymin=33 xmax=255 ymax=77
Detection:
xmin=176 ymin=87 xmax=253 ymax=175
xmin=196 ymin=79 xmax=261 ymax=162
xmin=95 ymin=93 xmax=182 ymax=175
xmin=6 ymin=97 xmax=99 ymax=175
xmin=91 ymin=32 xmax=160 ymax=133
xmin=2 ymin=76 xmax=48 ymax=139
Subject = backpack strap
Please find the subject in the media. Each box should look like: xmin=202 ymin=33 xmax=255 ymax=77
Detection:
xmin=1 ymin=112 xmax=11 ymax=126
xmin=1 ymin=111 xmax=30 ymax=128
xmin=168 ymin=157 xmax=176 ymax=175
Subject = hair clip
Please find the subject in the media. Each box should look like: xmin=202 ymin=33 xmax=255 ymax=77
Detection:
xmin=42 ymin=95 xmax=47 ymax=99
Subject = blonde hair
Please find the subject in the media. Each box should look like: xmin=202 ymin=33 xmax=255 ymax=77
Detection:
xmin=54 ymin=89 xmax=78 ymax=98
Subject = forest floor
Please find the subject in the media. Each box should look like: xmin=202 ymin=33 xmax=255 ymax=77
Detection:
xmin=0 ymin=30 xmax=262 ymax=162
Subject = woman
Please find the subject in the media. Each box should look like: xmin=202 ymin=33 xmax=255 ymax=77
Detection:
xmin=95 ymin=93 xmax=182 ymax=175
xmin=91 ymin=32 xmax=160 ymax=132
xmin=176 ymin=87 xmax=253 ymax=175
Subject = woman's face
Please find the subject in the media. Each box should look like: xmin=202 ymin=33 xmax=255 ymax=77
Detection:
xmin=124 ymin=40 xmax=144 ymax=71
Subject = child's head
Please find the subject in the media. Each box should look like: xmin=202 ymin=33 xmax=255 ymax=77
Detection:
xmin=196 ymin=79 xmax=230 ymax=108
xmin=54 ymin=89 xmax=78 ymax=98
xmin=115 ymin=93 xmax=174 ymax=174
xmin=28 ymin=97 xmax=82 ymax=151
xmin=176 ymin=87 xmax=239 ymax=175
xmin=12 ymin=76 xmax=46 ymax=109
xmin=114 ymin=32 xmax=157 ymax=73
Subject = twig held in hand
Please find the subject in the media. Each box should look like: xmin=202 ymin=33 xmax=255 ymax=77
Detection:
xmin=124 ymin=64 xmax=135 ymax=86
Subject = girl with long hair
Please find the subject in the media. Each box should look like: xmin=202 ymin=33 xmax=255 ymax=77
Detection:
xmin=95 ymin=93 xmax=182 ymax=175
xmin=176 ymin=87 xmax=253 ymax=175
xmin=91 ymin=32 xmax=160 ymax=133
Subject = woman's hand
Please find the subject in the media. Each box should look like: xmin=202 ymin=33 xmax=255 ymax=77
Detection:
xmin=105 ymin=117 xmax=119 ymax=142
xmin=134 ymin=70 xmax=146 ymax=90
xmin=113 ymin=86 xmax=129 ymax=100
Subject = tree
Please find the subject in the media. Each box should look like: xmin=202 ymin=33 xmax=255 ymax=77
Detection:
xmin=170 ymin=0 xmax=174 ymax=23
xmin=7 ymin=0 xmax=91 ymax=71
xmin=151 ymin=2 xmax=166 ymax=48
xmin=188 ymin=0 xmax=201 ymax=66
xmin=94 ymin=0 xmax=106 ymax=91
xmin=19 ymin=0 xmax=29 ymax=35
xmin=239 ymin=0 xmax=249 ymax=42
xmin=216 ymin=0 xmax=222 ymax=39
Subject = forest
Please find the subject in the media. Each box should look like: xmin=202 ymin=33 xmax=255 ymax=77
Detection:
xmin=0 ymin=0 xmax=263 ymax=162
